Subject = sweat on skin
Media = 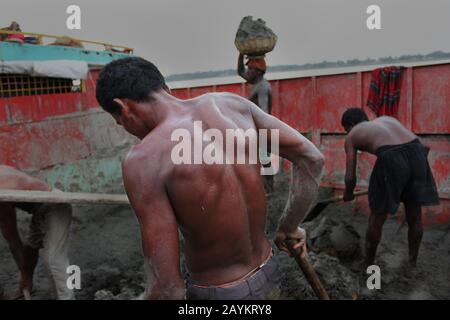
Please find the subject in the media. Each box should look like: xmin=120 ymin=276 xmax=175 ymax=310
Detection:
xmin=95 ymin=57 xmax=325 ymax=299
xmin=170 ymin=120 xmax=280 ymax=174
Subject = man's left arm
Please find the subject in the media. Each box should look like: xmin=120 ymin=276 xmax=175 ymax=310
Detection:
xmin=248 ymin=99 xmax=324 ymax=256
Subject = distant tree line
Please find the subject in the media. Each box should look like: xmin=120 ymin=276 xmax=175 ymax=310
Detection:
xmin=165 ymin=51 xmax=450 ymax=82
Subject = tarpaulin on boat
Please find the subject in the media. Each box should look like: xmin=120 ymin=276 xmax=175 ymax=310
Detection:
xmin=0 ymin=60 xmax=88 ymax=79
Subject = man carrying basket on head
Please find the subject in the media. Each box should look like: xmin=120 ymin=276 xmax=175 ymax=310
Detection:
xmin=236 ymin=16 xmax=277 ymax=194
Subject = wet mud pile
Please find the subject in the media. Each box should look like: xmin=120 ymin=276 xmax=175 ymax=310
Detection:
xmin=236 ymin=16 xmax=277 ymax=41
xmin=1 ymin=174 xmax=449 ymax=300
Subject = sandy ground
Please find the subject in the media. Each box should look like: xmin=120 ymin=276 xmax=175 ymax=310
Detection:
xmin=1 ymin=175 xmax=449 ymax=300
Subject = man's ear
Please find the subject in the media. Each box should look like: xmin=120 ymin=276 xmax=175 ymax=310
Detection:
xmin=113 ymin=98 xmax=130 ymax=116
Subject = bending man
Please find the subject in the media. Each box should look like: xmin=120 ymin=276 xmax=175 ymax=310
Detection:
xmin=341 ymin=108 xmax=440 ymax=268
xmin=96 ymin=57 xmax=324 ymax=299
xmin=0 ymin=165 xmax=73 ymax=299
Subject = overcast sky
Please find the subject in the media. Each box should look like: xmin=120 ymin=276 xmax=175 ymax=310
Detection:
xmin=1 ymin=0 xmax=449 ymax=76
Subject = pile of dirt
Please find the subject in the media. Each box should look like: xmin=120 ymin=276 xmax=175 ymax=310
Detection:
xmin=93 ymin=271 xmax=144 ymax=300
xmin=236 ymin=16 xmax=277 ymax=41
xmin=278 ymin=251 xmax=360 ymax=300
xmin=266 ymin=178 xmax=360 ymax=300
xmin=94 ymin=288 xmax=141 ymax=300
xmin=302 ymin=216 xmax=361 ymax=258
xmin=81 ymin=265 xmax=145 ymax=300
xmin=310 ymin=253 xmax=360 ymax=299
xmin=0 ymin=174 xmax=449 ymax=300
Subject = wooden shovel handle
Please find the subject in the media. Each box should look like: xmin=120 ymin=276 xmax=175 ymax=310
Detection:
xmin=323 ymin=190 xmax=368 ymax=205
xmin=285 ymin=239 xmax=330 ymax=300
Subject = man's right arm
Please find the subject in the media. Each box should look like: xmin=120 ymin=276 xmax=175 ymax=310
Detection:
xmin=0 ymin=166 xmax=51 ymax=191
xmin=237 ymin=53 xmax=249 ymax=81
xmin=343 ymin=138 xmax=357 ymax=201
xmin=248 ymin=99 xmax=324 ymax=255
xmin=122 ymin=150 xmax=185 ymax=299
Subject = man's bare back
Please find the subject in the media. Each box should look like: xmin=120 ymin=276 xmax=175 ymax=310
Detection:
xmin=96 ymin=57 xmax=324 ymax=299
xmin=127 ymin=93 xmax=271 ymax=285
xmin=346 ymin=116 xmax=418 ymax=154
xmin=118 ymin=91 xmax=322 ymax=298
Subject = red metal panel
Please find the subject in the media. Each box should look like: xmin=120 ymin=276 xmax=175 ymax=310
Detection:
xmin=190 ymin=86 xmax=212 ymax=98
xmin=391 ymin=67 xmax=409 ymax=126
xmin=0 ymin=125 xmax=18 ymax=166
xmin=85 ymin=71 xmax=101 ymax=109
xmin=315 ymin=74 xmax=357 ymax=133
xmin=412 ymin=64 xmax=450 ymax=133
xmin=5 ymin=96 xmax=38 ymax=123
xmin=171 ymin=89 xmax=190 ymax=100
xmin=0 ymin=100 xmax=8 ymax=125
xmin=423 ymin=137 xmax=450 ymax=198
xmin=270 ymin=80 xmax=280 ymax=120
xmin=6 ymin=95 xmax=84 ymax=123
xmin=361 ymin=71 xmax=374 ymax=118
xmin=277 ymin=78 xmax=313 ymax=132
xmin=320 ymin=135 xmax=376 ymax=187
xmin=13 ymin=119 xmax=91 ymax=170
xmin=89 ymin=70 xmax=99 ymax=82
xmin=215 ymin=84 xmax=244 ymax=96
xmin=320 ymin=135 xmax=346 ymax=185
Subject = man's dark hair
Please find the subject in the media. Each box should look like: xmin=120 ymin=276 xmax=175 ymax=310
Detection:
xmin=341 ymin=108 xmax=369 ymax=127
xmin=96 ymin=57 xmax=166 ymax=114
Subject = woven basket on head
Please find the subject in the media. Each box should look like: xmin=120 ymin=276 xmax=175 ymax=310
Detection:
xmin=235 ymin=35 xmax=277 ymax=56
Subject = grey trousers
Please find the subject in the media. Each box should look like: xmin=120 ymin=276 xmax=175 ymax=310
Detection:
xmin=185 ymin=254 xmax=281 ymax=300
xmin=28 ymin=203 xmax=74 ymax=300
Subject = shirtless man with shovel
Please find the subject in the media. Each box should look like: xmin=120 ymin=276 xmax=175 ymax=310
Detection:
xmin=96 ymin=57 xmax=325 ymax=299
xmin=341 ymin=108 xmax=440 ymax=269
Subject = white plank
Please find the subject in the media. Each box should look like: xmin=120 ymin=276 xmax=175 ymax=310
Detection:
xmin=0 ymin=189 xmax=130 ymax=205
